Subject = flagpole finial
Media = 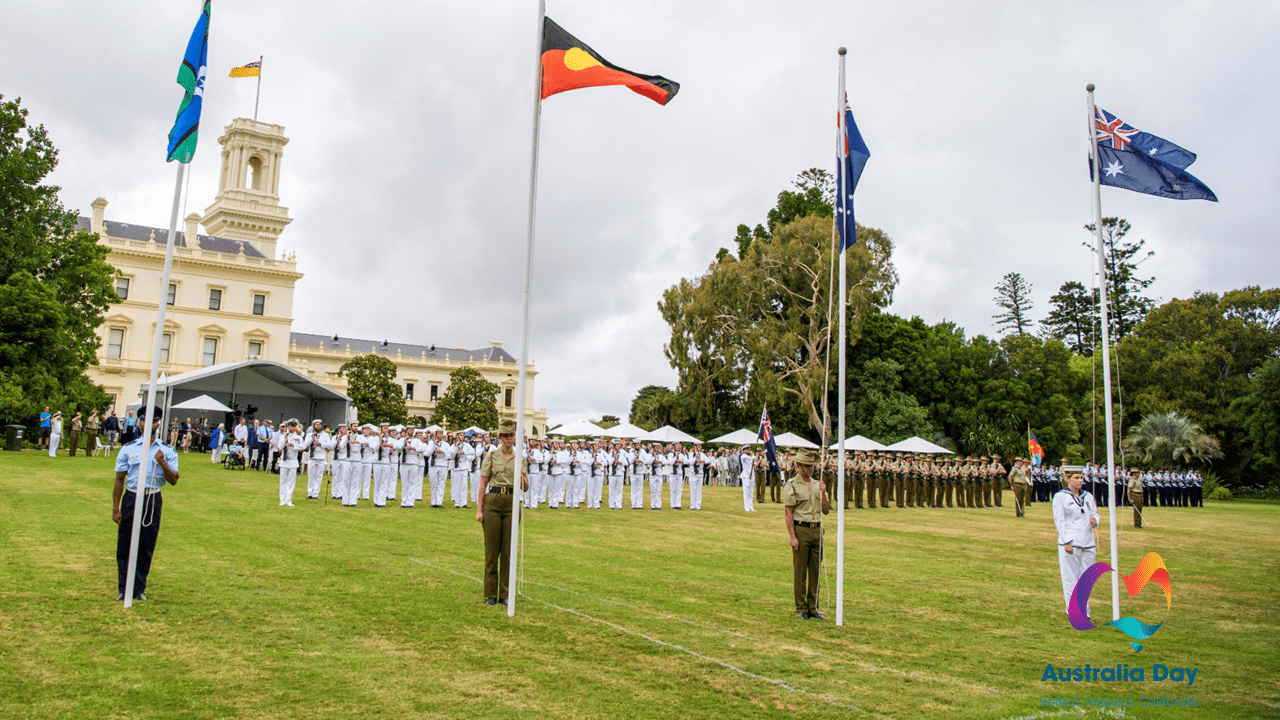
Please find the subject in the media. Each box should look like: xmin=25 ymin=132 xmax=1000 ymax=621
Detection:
xmin=1086 ymin=83 xmax=1095 ymax=92
xmin=838 ymin=47 xmax=847 ymax=56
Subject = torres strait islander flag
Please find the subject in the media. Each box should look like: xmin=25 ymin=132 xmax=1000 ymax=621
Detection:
xmin=541 ymin=17 xmax=679 ymax=105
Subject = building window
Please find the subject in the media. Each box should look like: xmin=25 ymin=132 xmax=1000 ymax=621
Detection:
xmin=247 ymin=341 xmax=262 ymax=360
xmin=252 ymin=293 xmax=266 ymax=316
xmin=430 ymin=384 xmax=439 ymax=401
xmin=114 ymin=277 xmax=130 ymax=301
xmin=248 ymin=156 xmax=263 ymax=190
xmin=208 ymin=288 xmax=222 ymax=311
xmin=405 ymin=383 xmax=415 ymax=400
xmin=107 ymin=328 xmax=124 ymax=358
xmin=505 ymin=388 xmax=513 ymax=408
xmin=202 ymin=337 xmax=218 ymax=366
xmin=160 ymin=333 xmax=172 ymax=363
xmin=167 ymin=283 xmax=177 ymax=306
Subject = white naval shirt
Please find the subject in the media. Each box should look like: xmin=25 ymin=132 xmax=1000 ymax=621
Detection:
xmin=1053 ymin=488 xmax=1100 ymax=548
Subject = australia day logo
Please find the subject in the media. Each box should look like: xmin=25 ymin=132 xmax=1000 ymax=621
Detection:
xmin=1068 ymin=552 xmax=1171 ymax=653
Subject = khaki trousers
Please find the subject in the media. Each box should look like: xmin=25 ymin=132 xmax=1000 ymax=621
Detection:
xmin=1131 ymin=495 xmax=1144 ymax=528
xmin=992 ymin=478 xmax=1003 ymax=507
xmin=1013 ymin=484 xmax=1028 ymax=516
xmin=792 ymin=524 xmax=822 ymax=613
xmin=482 ymin=492 xmax=514 ymax=600
xmin=852 ymin=475 xmax=864 ymax=508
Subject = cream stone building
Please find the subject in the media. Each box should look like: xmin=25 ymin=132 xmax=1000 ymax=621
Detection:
xmin=85 ymin=118 xmax=546 ymax=433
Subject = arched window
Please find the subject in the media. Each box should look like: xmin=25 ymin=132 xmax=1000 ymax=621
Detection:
xmin=247 ymin=156 xmax=263 ymax=190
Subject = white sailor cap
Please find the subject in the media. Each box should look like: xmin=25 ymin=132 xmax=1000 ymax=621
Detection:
xmin=361 ymin=423 xmax=376 ymax=430
xmin=312 ymin=419 xmax=323 ymax=425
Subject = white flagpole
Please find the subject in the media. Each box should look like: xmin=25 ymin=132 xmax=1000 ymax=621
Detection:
xmin=123 ymin=160 xmax=187 ymax=608
xmin=508 ymin=0 xmax=546 ymax=618
xmin=1085 ymin=83 xmax=1121 ymax=621
xmin=253 ymin=55 xmax=263 ymax=121
xmin=835 ymin=46 xmax=848 ymax=628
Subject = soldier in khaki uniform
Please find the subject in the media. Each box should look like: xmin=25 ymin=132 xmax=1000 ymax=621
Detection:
xmin=876 ymin=453 xmax=891 ymax=508
xmin=966 ymin=457 xmax=980 ymax=508
xmin=1009 ymin=457 xmax=1031 ymax=517
xmin=851 ymin=451 xmax=866 ymax=509
xmin=783 ymin=447 xmax=830 ymax=620
xmin=476 ymin=419 xmax=528 ymax=606
xmin=989 ymin=455 xmax=1005 ymax=508
xmin=1126 ymin=470 xmax=1145 ymax=529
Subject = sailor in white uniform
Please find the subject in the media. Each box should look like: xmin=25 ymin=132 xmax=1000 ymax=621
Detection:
xmin=278 ymin=420 xmax=304 ymax=506
xmin=428 ymin=430 xmax=451 ymax=508
xmin=633 ymin=443 xmax=652 ymax=509
xmin=1053 ymin=471 xmax=1101 ymax=616
xmin=303 ymin=420 xmax=332 ymax=500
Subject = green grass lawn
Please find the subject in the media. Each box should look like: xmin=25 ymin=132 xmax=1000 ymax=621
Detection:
xmin=1 ymin=450 xmax=1276 ymax=719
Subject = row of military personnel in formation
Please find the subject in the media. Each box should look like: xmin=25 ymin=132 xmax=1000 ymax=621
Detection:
xmin=193 ymin=417 xmax=1207 ymax=515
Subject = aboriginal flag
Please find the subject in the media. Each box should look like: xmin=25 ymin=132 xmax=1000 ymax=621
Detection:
xmin=541 ymin=17 xmax=679 ymax=106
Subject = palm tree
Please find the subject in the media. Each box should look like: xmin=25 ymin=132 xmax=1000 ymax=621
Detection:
xmin=1122 ymin=412 xmax=1224 ymax=467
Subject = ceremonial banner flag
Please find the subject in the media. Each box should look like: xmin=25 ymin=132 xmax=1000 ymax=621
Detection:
xmin=836 ymin=98 xmax=870 ymax=251
xmin=541 ymin=17 xmax=679 ymax=105
xmin=758 ymin=408 xmax=780 ymax=474
xmin=1091 ymin=107 xmax=1217 ymax=202
xmin=229 ymin=60 xmax=260 ymax=78
xmin=1029 ymin=428 xmax=1044 ymax=467
xmin=166 ymin=0 xmax=210 ymax=164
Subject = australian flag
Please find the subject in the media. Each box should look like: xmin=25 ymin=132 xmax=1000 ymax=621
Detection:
xmin=757 ymin=407 xmax=779 ymax=474
xmin=1092 ymin=107 xmax=1216 ymax=202
xmin=837 ymin=95 xmax=871 ymax=251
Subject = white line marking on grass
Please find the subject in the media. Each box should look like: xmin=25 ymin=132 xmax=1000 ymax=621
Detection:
xmin=408 ymin=556 xmax=886 ymax=717
xmin=520 ymin=577 xmax=1005 ymax=695
xmin=518 ymin=592 xmax=890 ymax=718
xmin=996 ymin=707 xmax=1133 ymax=720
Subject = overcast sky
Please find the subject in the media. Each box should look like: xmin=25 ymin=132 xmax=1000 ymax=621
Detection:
xmin=4 ymin=0 xmax=1277 ymax=429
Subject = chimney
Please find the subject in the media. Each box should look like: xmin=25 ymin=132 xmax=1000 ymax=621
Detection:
xmin=489 ymin=340 xmax=503 ymax=348
xmin=90 ymin=197 xmax=108 ymax=234
xmin=184 ymin=213 xmax=202 ymax=249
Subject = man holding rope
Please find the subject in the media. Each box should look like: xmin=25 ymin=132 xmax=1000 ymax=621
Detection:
xmin=783 ymin=448 xmax=830 ymax=621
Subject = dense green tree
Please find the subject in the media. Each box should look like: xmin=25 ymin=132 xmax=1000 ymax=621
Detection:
xmin=846 ymin=358 xmax=932 ymax=444
xmin=339 ymin=354 xmax=407 ymax=425
xmin=1117 ymin=286 xmax=1280 ymax=482
xmin=662 ymin=213 xmax=897 ymax=440
xmin=1042 ymin=280 xmax=1098 ymax=355
xmin=993 ymin=272 xmax=1035 ymax=337
xmin=0 ymin=95 xmax=115 ymax=423
xmin=630 ymin=386 xmax=693 ymax=432
xmin=433 ymin=366 xmax=499 ymax=432
xmin=1083 ymin=217 xmax=1155 ymax=340
xmin=1234 ymin=357 xmax=1280 ymax=481
xmin=1122 ymin=411 xmax=1224 ymax=467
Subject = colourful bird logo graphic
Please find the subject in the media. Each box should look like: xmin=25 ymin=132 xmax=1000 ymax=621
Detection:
xmin=1069 ymin=552 xmax=1171 ymax=652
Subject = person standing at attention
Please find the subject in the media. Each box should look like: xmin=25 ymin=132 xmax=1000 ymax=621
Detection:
xmin=476 ymin=420 xmax=528 ymax=606
xmin=783 ymin=448 xmax=829 ymax=620
xmin=1053 ymin=472 xmax=1100 ymax=617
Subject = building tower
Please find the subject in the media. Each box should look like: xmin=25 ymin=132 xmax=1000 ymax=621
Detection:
xmin=201 ymin=118 xmax=293 ymax=260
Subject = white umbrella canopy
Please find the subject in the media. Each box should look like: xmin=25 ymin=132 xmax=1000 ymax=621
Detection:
xmin=637 ymin=425 xmax=701 ymax=444
xmin=707 ymin=428 xmax=759 ymax=445
xmin=774 ymin=432 xmax=819 ymax=449
xmin=461 ymin=425 xmax=488 ymax=435
xmin=547 ymin=419 xmax=606 ymax=437
xmin=886 ymin=436 xmax=955 ymax=454
xmin=425 ymin=424 xmax=445 ymax=433
xmin=169 ymin=394 xmax=233 ymax=413
xmin=600 ymin=422 xmax=648 ymax=439
xmin=829 ymin=434 xmax=890 ymax=451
